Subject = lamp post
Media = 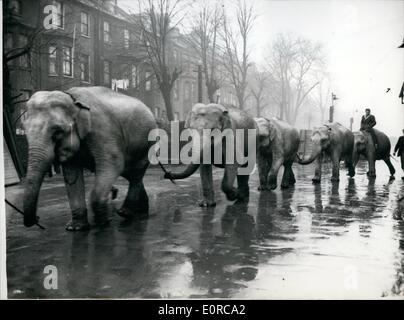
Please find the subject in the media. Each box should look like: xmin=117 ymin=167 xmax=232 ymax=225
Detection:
xmin=329 ymin=92 xmax=338 ymax=123
xmin=193 ymin=62 xmax=203 ymax=103
xmin=399 ymin=38 xmax=404 ymax=104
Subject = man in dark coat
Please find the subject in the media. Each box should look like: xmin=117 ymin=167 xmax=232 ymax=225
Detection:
xmin=394 ymin=129 xmax=404 ymax=179
xmin=360 ymin=108 xmax=378 ymax=149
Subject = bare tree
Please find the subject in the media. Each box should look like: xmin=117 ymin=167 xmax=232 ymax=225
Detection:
xmin=249 ymin=70 xmax=269 ymax=117
xmin=312 ymin=74 xmax=331 ymax=124
xmin=221 ymin=0 xmax=256 ymax=109
xmin=265 ymin=33 xmax=325 ymax=124
xmin=135 ymin=0 xmax=188 ymax=121
xmin=188 ymin=2 xmax=223 ymax=103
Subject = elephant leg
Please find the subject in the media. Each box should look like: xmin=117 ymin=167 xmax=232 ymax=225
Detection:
xmin=199 ymin=164 xmax=216 ymax=207
xmin=236 ymin=174 xmax=250 ymax=202
xmin=331 ymin=154 xmax=340 ymax=182
xmin=312 ymin=154 xmax=323 ymax=183
xmin=268 ymin=157 xmax=284 ymax=190
xmin=117 ymin=168 xmax=149 ymax=220
xmin=221 ymin=164 xmax=238 ymax=201
xmin=62 ymin=162 xmax=90 ymax=231
xmin=90 ymin=167 xmax=120 ymax=227
xmin=383 ymin=156 xmax=396 ymax=177
xmin=257 ymin=151 xmax=270 ymax=190
xmin=367 ymin=158 xmax=376 ymax=177
xmin=345 ymin=154 xmax=355 ymax=177
xmin=281 ymin=162 xmax=295 ymax=189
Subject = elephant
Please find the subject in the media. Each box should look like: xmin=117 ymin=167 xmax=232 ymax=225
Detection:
xmin=298 ymin=122 xmax=355 ymax=183
xmin=255 ymin=117 xmax=300 ymax=190
xmin=22 ymin=86 xmax=157 ymax=231
xmin=163 ymin=103 xmax=257 ymax=207
xmin=352 ymin=129 xmax=395 ymax=178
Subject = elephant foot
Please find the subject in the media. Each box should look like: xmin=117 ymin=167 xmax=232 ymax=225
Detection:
xmin=312 ymin=177 xmax=321 ymax=184
xmin=224 ymin=189 xmax=238 ymax=201
xmin=280 ymin=183 xmax=289 ymax=189
xmin=65 ymin=220 xmax=90 ymax=232
xmin=268 ymin=183 xmax=278 ymax=190
xmin=117 ymin=207 xmax=148 ymax=220
xmin=258 ymin=185 xmax=268 ymax=191
xmin=198 ymin=200 xmax=216 ymax=207
xmin=236 ymin=189 xmax=250 ymax=202
xmin=367 ymin=171 xmax=376 ymax=178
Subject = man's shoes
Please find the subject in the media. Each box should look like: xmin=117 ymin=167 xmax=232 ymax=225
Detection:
xmin=401 ymin=176 xmax=404 ymax=180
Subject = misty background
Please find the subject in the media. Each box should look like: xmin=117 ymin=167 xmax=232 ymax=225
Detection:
xmin=119 ymin=0 xmax=404 ymax=137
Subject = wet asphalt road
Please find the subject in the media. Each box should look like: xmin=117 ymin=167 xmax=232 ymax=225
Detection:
xmin=5 ymin=161 xmax=404 ymax=299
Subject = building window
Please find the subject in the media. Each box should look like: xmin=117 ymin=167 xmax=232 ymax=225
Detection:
xmin=8 ymin=0 xmax=22 ymax=15
xmin=48 ymin=45 xmax=57 ymax=75
xmin=62 ymin=46 xmax=72 ymax=76
xmin=16 ymin=90 xmax=31 ymax=135
xmin=154 ymin=107 xmax=160 ymax=118
xmin=80 ymin=54 xmax=90 ymax=82
xmin=53 ymin=1 xmax=64 ymax=29
xmin=145 ymin=71 xmax=152 ymax=91
xmin=131 ymin=65 xmax=138 ymax=88
xmin=174 ymin=80 xmax=179 ymax=100
xmin=103 ymin=61 xmax=111 ymax=85
xmin=124 ymin=29 xmax=130 ymax=49
xmin=81 ymin=12 xmax=89 ymax=36
xmin=103 ymin=21 xmax=110 ymax=43
xmin=18 ymin=35 xmax=29 ymax=68
xmin=174 ymin=112 xmax=179 ymax=121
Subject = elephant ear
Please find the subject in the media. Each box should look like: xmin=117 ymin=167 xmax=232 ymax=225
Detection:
xmin=74 ymin=101 xmax=91 ymax=139
xmin=268 ymin=121 xmax=277 ymax=142
xmin=255 ymin=118 xmax=270 ymax=137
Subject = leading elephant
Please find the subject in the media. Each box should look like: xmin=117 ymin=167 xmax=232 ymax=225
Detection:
xmin=255 ymin=117 xmax=300 ymax=190
xmin=164 ymin=103 xmax=257 ymax=207
xmin=298 ymin=122 xmax=355 ymax=183
xmin=22 ymin=86 xmax=157 ymax=231
xmin=352 ymin=129 xmax=395 ymax=178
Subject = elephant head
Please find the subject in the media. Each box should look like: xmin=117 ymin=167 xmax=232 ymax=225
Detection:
xmin=353 ymin=131 xmax=366 ymax=166
xmin=255 ymin=117 xmax=277 ymax=148
xmin=166 ymin=103 xmax=232 ymax=180
xmin=22 ymin=90 xmax=91 ymax=227
xmin=298 ymin=125 xmax=332 ymax=165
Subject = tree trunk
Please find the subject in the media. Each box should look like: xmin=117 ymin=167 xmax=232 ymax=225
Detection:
xmin=161 ymin=89 xmax=174 ymax=121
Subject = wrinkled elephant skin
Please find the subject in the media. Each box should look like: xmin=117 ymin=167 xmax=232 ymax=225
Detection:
xmin=255 ymin=117 xmax=300 ymax=190
xmin=23 ymin=87 xmax=157 ymax=231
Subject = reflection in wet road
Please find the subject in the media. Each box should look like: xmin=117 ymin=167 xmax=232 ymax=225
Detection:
xmin=5 ymin=161 xmax=404 ymax=298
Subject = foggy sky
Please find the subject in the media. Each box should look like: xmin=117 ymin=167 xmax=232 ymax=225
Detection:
xmin=119 ymin=0 xmax=404 ymax=136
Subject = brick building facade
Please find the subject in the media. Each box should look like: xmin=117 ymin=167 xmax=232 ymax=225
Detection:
xmin=4 ymin=0 xmax=237 ymax=177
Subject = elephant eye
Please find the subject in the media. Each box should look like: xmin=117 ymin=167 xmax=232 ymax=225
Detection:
xmin=51 ymin=126 xmax=66 ymax=140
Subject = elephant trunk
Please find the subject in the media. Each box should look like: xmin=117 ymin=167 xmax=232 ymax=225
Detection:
xmin=167 ymin=163 xmax=201 ymax=180
xmin=23 ymin=141 xmax=55 ymax=227
xmin=298 ymin=144 xmax=322 ymax=165
xmin=165 ymin=131 xmax=212 ymax=180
